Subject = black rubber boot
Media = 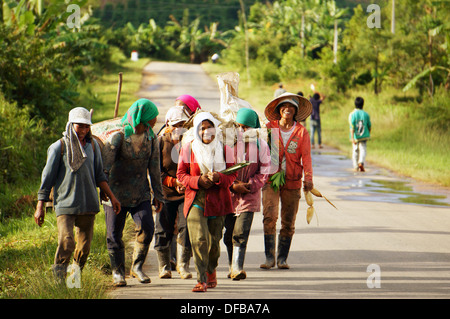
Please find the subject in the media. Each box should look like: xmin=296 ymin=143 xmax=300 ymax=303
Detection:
xmin=130 ymin=243 xmax=151 ymax=283
xmin=156 ymin=247 xmax=172 ymax=279
xmin=260 ymin=234 xmax=276 ymax=269
xmin=108 ymin=249 xmax=126 ymax=287
xmin=277 ymin=235 xmax=292 ymax=269
xmin=231 ymin=246 xmax=247 ymax=280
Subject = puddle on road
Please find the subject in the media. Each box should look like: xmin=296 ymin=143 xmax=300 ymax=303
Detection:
xmin=311 ymin=151 xmax=450 ymax=208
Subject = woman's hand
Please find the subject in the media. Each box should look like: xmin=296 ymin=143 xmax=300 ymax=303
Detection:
xmin=231 ymin=181 xmax=251 ymax=194
xmin=198 ymin=175 xmax=214 ymax=189
xmin=206 ymin=171 xmax=220 ymax=183
xmin=153 ymin=198 xmax=163 ymax=213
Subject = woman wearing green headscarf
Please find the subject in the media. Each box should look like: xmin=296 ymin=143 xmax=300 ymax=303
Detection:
xmin=223 ymin=108 xmax=270 ymax=280
xmin=102 ymin=98 xmax=165 ymax=287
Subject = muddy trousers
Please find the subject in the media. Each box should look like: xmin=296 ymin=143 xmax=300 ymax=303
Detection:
xmin=262 ymin=185 xmax=301 ymax=238
xmin=54 ymin=214 xmax=95 ymax=270
xmin=223 ymin=212 xmax=254 ymax=261
xmin=154 ymin=199 xmax=191 ymax=251
xmin=187 ymin=205 xmax=225 ymax=283
xmin=352 ymin=140 xmax=367 ymax=169
xmin=104 ymin=200 xmax=155 ymax=252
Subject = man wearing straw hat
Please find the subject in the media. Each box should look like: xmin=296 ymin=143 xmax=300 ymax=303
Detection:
xmin=261 ymin=92 xmax=314 ymax=269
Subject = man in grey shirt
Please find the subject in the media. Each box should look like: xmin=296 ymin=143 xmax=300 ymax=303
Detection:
xmin=34 ymin=107 xmax=120 ymax=282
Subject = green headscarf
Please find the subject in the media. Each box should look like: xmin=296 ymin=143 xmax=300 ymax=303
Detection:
xmin=121 ymin=98 xmax=159 ymax=139
xmin=236 ymin=108 xmax=261 ymax=128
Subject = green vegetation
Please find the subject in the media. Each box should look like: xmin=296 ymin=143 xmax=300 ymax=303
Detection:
xmin=0 ymin=0 xmax=448 ymax=299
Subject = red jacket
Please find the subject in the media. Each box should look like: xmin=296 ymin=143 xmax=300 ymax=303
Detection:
xmin=176 ymin=142 xmax=237 ymax=218
xmin=266 ymin=120 xmax=313 ymax=189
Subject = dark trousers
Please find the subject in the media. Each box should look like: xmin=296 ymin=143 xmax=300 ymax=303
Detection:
xmin=223 ymin=212 xmax=254 ymax=249
xmin=105 ymin=200 xmax=154 ymax=252
xmin=154 ymin=199 xmax=191 ymax=251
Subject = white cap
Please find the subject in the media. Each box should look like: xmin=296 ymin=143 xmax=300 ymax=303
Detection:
xmin=165 ymin=106 xmax=189 ymax=126
xmin=68 ymin=107 xmax=92 ymax=125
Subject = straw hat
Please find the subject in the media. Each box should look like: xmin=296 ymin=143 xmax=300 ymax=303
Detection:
xmin=264 ymin=92 xmax=312 ymax=122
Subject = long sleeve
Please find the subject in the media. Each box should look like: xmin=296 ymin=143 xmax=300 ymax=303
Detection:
xmin=37 ymin=141 xmax=62 ymax=202
xmin=248 ymin=139 xmax=270 ymax=193
xmin=301 ymin=129 xmax=313 ymax=182
xmin=177 ymin=142 xmax=200 ymax=190
xmin=148 ymin=136 xmax=165 ymax=202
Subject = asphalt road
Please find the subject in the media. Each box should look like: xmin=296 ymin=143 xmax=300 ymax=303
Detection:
xmin=110 ymin=61 xmax=450 ymax=301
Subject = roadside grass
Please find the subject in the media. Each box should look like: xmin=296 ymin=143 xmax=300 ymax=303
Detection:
xmin=202 ymin=61 xmax=450 ymax=187
xmin=0 ymin=56 xmax=149 ymax=299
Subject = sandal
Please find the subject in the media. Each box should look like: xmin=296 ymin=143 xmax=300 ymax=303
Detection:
xmin=206 ymin=271 xmax=217 ymax=288
xmin=192 ymin=282 xmax=207 ymax=292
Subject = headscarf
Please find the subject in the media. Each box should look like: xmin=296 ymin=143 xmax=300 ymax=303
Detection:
xmin=121 ymin=99 xmax=159 ymax=139
xmin=236 ymin=108 xmax=261 ymax=128
xmin=192 ymin=112 xmax=225 ymax=174
xmin=176 ymin=95 xmax=201 ymax=114
xmin=63 ymin=107 xmax=93 ymax=172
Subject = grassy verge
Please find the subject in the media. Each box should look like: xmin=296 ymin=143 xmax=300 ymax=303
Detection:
xmin=0 ymin=56 xmax=150 ymax=299
xmin=202 ymin=62 xmax=450 ymax=187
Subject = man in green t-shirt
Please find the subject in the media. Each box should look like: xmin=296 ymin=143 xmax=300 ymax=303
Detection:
xmin=349 ymin=97 xmax=371 ymax=172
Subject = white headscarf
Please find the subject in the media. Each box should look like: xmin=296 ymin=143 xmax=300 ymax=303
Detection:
xmin=62 ymin=107 xmax=92 ymax=172
xmin=192 ymin=112 xmax=226 ymax=174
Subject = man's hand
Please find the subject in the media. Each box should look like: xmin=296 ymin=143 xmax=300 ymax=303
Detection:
xmin=303 ymin=180 xmax=314 ymax=192
xmin=153 ymin=198 xmax=163 ymax=213
xmin=34 ymin=201 xmax=45 ymax=227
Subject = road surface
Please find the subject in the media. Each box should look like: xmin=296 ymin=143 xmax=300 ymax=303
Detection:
xmin=110 ymin=61 xmax=450 ymax=302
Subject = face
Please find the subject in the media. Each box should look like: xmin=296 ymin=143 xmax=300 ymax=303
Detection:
xmin=73 ymin=123 xmax=90 ymax=141
xmin=148 ymin=117 xmax=157 ymax=128
xmin=238 ymin=123 xmax=251 ymax=132
xmin=175 ymin=100 xmax=193 ymax=116
xmin=169 ymin=121 xmax=186 ymax=142
xmin=279 ymin=103 xmax=297 ymax=121
xmin=199 ymin=120 xmax=215 ymax=144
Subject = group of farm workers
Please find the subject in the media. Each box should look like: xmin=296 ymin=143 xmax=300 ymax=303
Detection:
xmin=34 ymin=90 xmax=370 ymax=293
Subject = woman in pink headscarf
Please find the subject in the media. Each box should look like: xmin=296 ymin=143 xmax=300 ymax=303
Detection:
xmin=176 ymin=95 xmax=201 ymax=117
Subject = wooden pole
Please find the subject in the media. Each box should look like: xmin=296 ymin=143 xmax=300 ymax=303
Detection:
xmin=114 ymin=72 xmax=123 ymax=118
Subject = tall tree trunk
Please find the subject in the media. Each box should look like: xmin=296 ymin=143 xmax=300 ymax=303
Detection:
xmin=333 ymin=20 xmax=338 ymax=64
xmin=300 ymin=13 xmax=305 ymax=58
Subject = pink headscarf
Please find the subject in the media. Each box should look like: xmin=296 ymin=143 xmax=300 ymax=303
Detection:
xmin=176 ymin=95 xmax=201 ymax=114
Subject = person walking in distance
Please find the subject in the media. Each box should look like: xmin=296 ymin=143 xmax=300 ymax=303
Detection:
xmin=349 ymin=97 xmax=371 ymax=172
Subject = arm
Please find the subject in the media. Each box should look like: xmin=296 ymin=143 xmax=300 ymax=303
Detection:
xmin=35 ymin=142 xmax=62 ymax=227
xmin=177 ymin=142 xmax=201 ymax=190
xmin=301 ymin=129 xmax=313 ymax=191
xmin=210 ymin=145 xmax=237 ymax=188
xmin=149 ymin=136 xmax=164 ymax=212
xmin=98 ymin=181 xmax=121 ymax=214
xmin=248 ymin=140 xmax=270 ymax=193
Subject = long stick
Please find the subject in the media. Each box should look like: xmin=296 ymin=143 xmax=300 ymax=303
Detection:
xmin=114 ymin=72 xmax=123 ymax=118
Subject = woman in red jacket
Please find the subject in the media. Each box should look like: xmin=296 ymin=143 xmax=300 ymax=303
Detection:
xmin=261 ymin=92 xmax=314 ymax=270
xmin=177 ymin=112 xmax=237 ymax=292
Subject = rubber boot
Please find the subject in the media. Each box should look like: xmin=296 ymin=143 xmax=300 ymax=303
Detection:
xmin=231 ymin=246 xmax=247 ymax=280
xmin=176 ymin=243 xmax=192 ymax=279
xmin=260 ymin=234 xmax=276 ymax=269
xmin=130 ymin=243 xmax=151 ymax=283
xmin=156 ymin=247 xmax=172 ymax=279
xmin=108 ymin=249 xmax=126 ymax=287
xmin=51 ymin=264 xmax=67 ymax=285
xmin=226 ymin=244 xmax=233 ymax=278
xmin=277 ymin=235 xmax=292 ymax=269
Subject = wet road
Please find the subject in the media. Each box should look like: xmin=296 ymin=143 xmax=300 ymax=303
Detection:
xmin=111 ymin=62 xmax=450 ymax=300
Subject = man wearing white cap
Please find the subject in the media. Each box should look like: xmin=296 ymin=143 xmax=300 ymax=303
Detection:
xmin=155 ymin=106 xmax=192 ymax=279
xmin=35 ymin=107 xmax=121 ymax=283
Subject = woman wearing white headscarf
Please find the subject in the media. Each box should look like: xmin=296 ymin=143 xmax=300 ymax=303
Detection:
xmin=35 ymin=107 xmax=120 ymax=282
xmin=176 ymin=112 xmax=237 ymax=292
